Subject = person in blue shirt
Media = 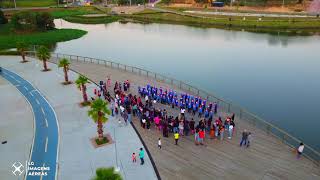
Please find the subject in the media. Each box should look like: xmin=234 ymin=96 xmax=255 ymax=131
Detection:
xmin=198 ymin=106 xmax=203 ymax=118
xmin=205 ymin=109 xmax=209 ymax=118
xmin=209 ymin=110 xmax=214 ymax=121
xmin=193 ymin=104 xmax=197 ymax=116
xmin=188 ymin=102 xmax=192 ymax=113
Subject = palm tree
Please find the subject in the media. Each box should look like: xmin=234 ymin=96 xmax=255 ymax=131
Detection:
xmin=88 ymin=98 xmax=110 ymax=141
xmin=58 ymin=58 xmax=71 ymax=83
xmin=36 ymin=45 xmax=51 ymax=71
xmin=75 ymin=75 xmax=89 ymax=103
xmin=92 ymin=167 xmax=122 ymax=180
xmin=16 ymin=41 xmax=28 ymax=63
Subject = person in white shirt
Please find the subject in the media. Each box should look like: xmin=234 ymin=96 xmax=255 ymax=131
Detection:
xmin=297 ymin=142 xmax=304 ymax=159
xmin=158 ymin=138 xmax=161 ymax=149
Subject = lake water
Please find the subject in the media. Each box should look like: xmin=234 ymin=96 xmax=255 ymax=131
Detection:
xmin=54 ymin=19 xmax=320 ymax=151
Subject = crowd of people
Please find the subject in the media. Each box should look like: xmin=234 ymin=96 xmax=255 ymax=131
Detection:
xmin=107 ymin=82 xmax=238 ymax=147
xmin=92 ymin=78 xmax=306 ymax=164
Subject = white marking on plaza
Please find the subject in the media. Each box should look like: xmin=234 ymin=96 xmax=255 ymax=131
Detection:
xmin=41 ymin=108 xmax=45 ymax=116
xmin=45 ymin=118 xmax=48 ymax=127
xmin=36 ymin=99 xmax=40 ymax=105
xmin=45 ymin=137 xmax=48 ymax=152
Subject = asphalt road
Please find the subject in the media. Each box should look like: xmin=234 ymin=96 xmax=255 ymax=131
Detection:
xmin=0 ymin=68 xmax=58 ymax=180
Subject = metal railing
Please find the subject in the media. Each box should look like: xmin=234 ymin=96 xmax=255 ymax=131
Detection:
xmin=27 ymin=52 xmax=320 ymax=166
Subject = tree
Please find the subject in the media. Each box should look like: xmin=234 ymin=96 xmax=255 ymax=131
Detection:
xmin=75 ymin=75 xmax=89 ymax=104
xmin=16 ymin=41 xmax=28 ymax=63
xmin=35 ymin=12 xmax=55 ymax=31
xmin=92 ymin=167 xmax=122 ymax=180
xmin=88 ymin=99 xmax=111 ymax=141
xmin=11 ymin=11 xmax=37 ymax=31
xmin=58 ymin=58 xmax=71 ymax=83
xmin=0 ymin=10 xmax=8 ymax=24
xmin=36 ymin=46 xmax=51 ymax=71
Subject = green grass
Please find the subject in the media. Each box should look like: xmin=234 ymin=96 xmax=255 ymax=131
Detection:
xmin=0 ymin=0 xmax=56 ymax=8
xmin=63 ymin=15 xmax=121 ymax=24
xmin=95 ymin=137 xmax=109 ymax=145
xmin=50 ymin=7 xmax=104 ymax=18
xmin=0 ymin=23 xmax=87 ymax=50
xmin=125 ymin=10 xmax=320 ymax=34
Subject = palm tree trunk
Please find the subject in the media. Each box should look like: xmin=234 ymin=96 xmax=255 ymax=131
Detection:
xmin=22 ymin=53 xmax=26 ymax=62
xmin=63 ymin=66 xmax=69 ymax=82
xmin=97 ymin=114 xmax=104 ymax=141
xmin=81 ymin=84 xmax=88 ymax=102
xmin=43 ymin=60 xmax=48 ymax=71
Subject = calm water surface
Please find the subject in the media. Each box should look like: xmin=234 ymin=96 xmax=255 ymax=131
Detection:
xmin=54 ymin=19 xmax=320 ymax=151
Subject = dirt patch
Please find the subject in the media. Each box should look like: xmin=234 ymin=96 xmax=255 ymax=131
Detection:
xmin=167 ymin=1 xmax=312 ymax=13
xmin=111 ymin=5 xmax=145 ymax=14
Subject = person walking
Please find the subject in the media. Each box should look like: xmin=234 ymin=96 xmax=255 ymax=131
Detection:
xmin=240 ymin=129 xmax=248 ymax=147
xmin=297 ymin=142 xmax=304 ymax=159
xmin=174 ymin=132 xmax=179 ymax=145
xmin=158 ymin=138 xmax=162 ymax=149
xmin=132 ymin=153 xmax=136 ymax=163
xmin=246 ymin=132 xmax=252 ymax=147
xmin=139 ymin=148 xmax=145 ymax=165
xmin=228 ymin=124 xmax=234 ymax=139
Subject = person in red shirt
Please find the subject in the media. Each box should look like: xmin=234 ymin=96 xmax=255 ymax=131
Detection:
xmin=198 ymin=130 xmax=205 ymax=145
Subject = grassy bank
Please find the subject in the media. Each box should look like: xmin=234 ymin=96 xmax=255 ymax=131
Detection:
xmin=0 ymin=0 xmax=56 ymax=8
xmin=3 ymin=7 xmax=103 ymax=18
xmin=63 ymin=15 xmax=121 ymax=24
xmin=123 ymin=10 xmax=320 ymax=35
xmin=0 ymin=23 xmax=87 ymax=50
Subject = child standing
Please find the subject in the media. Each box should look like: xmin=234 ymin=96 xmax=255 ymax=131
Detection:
xmin=158 ymin=138 xmax=162 ymax=149
xmin=132 ymin=153 xmax=136 ymax=163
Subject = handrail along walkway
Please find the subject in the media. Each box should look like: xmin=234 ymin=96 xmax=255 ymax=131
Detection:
xmin=26 ymin=52 xmax=320 ymax=166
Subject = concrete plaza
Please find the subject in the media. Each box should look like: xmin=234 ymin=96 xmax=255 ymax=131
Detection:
xmin=0 ymin=56 xmax=157 ymax=180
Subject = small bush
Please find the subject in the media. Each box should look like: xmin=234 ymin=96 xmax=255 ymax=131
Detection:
xmin=95 ymin=137 xmax=109 ymax=145
xmin=93 ymin=167 xmax=122 ymax=180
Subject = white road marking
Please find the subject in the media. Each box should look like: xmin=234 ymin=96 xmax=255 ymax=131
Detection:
xmin=41 ymin=108 xmax=45 ymax=116
xmin=24 ymin=86 xmax=28 ymax=91
xmin=36 ymin=99 xmax=40 ymax=105
xmin=45 ymin=137 xmax=48 ymax=152
xmin=45 ymin=118 xmax=48 ymax=128
xmin=30 ymin=92 xmax=34 ymax=97
xmin=40 ymin=163 xmax=45 ymax=180
xmin=16 ymin=80 xmax=21 ymax=83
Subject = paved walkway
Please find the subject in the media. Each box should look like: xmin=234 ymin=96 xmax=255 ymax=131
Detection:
xmin=1 ymin=68 xmax=59 ymax=180
xmin=0 ymin=56 xmax=157 ymax=180
xmin=50 ymin=56 xmax=320 ymax=180
xmin=0 ymin=76 xmax=33 ymax=180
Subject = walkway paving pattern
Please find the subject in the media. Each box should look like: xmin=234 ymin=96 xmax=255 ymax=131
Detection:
xmin=0 ymin=76 xmax=33 ymax=180
xmin=0 ymin=56 xmax=157 ymax=180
